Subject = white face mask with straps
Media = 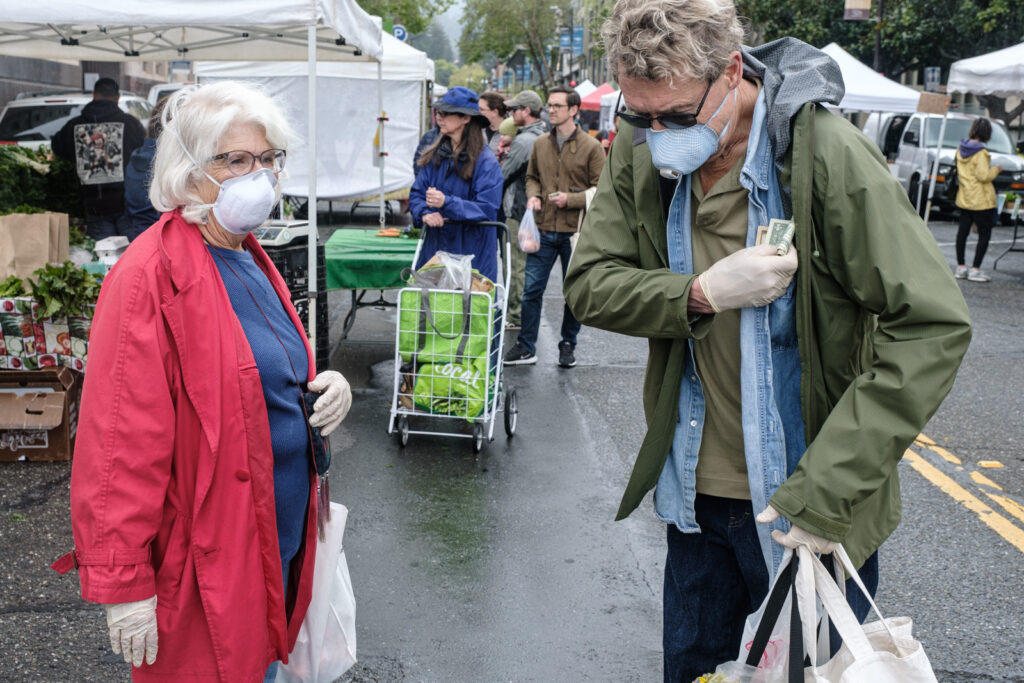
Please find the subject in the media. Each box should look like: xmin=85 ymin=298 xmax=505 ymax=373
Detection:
xmin=170 ymin=126 xmax=278 ymax=235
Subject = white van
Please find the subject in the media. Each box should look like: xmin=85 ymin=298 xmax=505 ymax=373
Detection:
xmin=862 ymin=111 xmax=1024 ymax=215
xmin=0 ymin=91 xmax=152 ymax=150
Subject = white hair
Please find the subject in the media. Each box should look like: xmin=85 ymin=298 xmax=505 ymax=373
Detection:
xmin=602 ymin=0 xmax=744 ymax=84
xmin=149 ymin=81 xmax=293 ymax=225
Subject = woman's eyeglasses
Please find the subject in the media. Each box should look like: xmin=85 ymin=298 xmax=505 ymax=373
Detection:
xmin=210 ymin=149 xmax=287 ymax=176
xmin=616 ymin=81 xmax=713 ymax=130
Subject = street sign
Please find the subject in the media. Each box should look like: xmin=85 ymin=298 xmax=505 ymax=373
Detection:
xmin=572 ymin=26 xmax=584 ymax=56
xmin=559 ymin=28 xmax=570 ymax=52
xmin=392 ymin=24 xmax=407 ymax=42
xmin=924 ymin=66 xmax=942 ymax=93
xmin=170 ymin=60 xmax=190 ymax=71
xmin=844 ymin=0 xmax=871 ymax=20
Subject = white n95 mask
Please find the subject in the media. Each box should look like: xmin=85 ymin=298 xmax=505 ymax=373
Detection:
xmin=209 ymin=168 xmax=278 ymax=235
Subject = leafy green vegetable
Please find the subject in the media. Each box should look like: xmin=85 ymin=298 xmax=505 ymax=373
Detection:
xmin=0 ymin=275 xmax=26 ymax=297
xmin=0 ymin=204 xmax=45 ymax=216
xmin=68 ymin=223 xmax=96 ymax=253
xmin=26 ymin=261 xmax=102 ymax=320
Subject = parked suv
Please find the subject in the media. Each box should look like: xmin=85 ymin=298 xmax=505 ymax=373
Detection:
xmin=0 ymin=91 xmax=152 ymax=150
xmin=862 ymin=111 xmax=1024 ymax=215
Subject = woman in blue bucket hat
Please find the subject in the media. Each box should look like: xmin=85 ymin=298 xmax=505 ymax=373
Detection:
xmin=409 ymin=86 xmax=503 ymax=282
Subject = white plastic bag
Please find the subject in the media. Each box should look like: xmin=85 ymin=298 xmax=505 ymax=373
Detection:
xmin=518 ymin=208 xmax=540 ymax=253
xmin=276 ymin=502 xmax=356 ymax=683
xmin=435 ymin=250 xmax=474 ymax=291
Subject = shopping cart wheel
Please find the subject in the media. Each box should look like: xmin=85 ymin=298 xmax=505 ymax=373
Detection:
xmin=472 ymin=422 xmax=485 ymax=453
xmin=397 ymin=415 xmax=409 ymax=447
xmin=504 ymin=387 xmax=518 ymax=438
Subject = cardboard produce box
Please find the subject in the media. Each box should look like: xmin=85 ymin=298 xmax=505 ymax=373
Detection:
xmin=0 ymin=367 xmax=82 ymax=461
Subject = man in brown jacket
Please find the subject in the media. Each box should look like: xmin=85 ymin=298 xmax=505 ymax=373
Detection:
xmin=504 ymin=86 xmax=605 ymax=368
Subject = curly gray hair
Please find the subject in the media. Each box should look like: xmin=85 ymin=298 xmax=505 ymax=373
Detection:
xmin=602 ymin=0 xmax=744 ymax=84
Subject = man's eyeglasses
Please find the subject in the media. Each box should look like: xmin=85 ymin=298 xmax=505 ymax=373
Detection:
xmin=210 ymin=149 xmax=287 ymax=176
xmin=546 ymin=103 xmax=568 ymax=110
xmin=616 ymin=81 xmax=713 ymax=130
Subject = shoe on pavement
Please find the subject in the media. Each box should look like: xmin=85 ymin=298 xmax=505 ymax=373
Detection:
xmin=504 ymin=342 xmax=537 ymax=365
xmin=954 ymin=265 xmax=968 ymax=279
xmin=967 ymin=268 xmax=991 ymax=282
xmin=558 ymin=341 xmax=577 ymax=368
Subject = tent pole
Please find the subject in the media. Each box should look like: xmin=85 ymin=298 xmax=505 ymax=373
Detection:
xmin=307 ymin=24 xmax=319 ymax=368
xmin=378 ymin=60 xmax=386 ymax=229
xmin=923 ymin=113 xmax=948 ymax=224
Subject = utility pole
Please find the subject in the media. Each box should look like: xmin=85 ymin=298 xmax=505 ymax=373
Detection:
xmin=873 ymin=0 xmax=884 ymax=73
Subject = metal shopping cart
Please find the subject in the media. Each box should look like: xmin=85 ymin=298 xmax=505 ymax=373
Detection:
xmin=387 ymin=222 xmax=518 ymax=453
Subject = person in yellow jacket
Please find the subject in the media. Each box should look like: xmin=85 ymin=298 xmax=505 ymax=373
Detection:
xmin=954 ymin=117 xmax=1002 ymax=282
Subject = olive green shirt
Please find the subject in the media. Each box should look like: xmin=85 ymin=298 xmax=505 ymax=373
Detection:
xmin=690 ymin=157 xmax=750 ymax=499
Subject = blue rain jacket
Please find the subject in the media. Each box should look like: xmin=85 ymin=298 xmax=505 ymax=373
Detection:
xmin=410 ymin=138 xmax=503 ymax=282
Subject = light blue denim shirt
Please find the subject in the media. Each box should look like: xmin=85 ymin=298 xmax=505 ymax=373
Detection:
xmin=653 ymin=88 xmax=807 ymax=575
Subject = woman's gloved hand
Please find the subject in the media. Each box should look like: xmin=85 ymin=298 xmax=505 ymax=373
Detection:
xmin=105 ymin=596 xmax=158 ymax=667
xmin=756 ymin=505 xmax=838 ymax=554
xmin=697 ymin=244 xmax=798 ymax=312
xmin=307 ymin=370 xmax=353 ymax=436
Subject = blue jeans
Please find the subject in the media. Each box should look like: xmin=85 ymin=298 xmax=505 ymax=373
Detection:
xmin=85 ymin=213 xmax=128 ymax=240
xmin=263 ymin=558 xmax=292 ymax=682
xmin=663 ymin=495 xmax=878 ymax=682
xmin=517 ymin=231 xmax=580 ymax=355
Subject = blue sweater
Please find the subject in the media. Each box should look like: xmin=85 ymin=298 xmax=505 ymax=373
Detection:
xmin=124 ymin=138 xmax=161 ymax=242
xmin=208 ymin=246 xmax=310 ymax=571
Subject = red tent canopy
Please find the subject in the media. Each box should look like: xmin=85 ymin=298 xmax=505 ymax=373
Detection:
xmin=580 ymin=83 xmax=616 ymax=111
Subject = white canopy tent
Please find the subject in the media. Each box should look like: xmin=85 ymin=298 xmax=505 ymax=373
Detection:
xmin=574 ymin=79 xmax=597 ymax=98
xmin=820 ymin=43 xmax=921 ymax=112
xmin=196 ymin=33 xmax=434 ymax=202
xmin=948 ymin=42 xmax=1024 ymax=96
xmin=599 ymin=89 xmax=623 ymax=132
xmin=0 ymin=0 xmax=384 ymax=358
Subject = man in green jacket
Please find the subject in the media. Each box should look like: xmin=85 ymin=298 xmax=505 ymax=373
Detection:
xmin=563 ymin=0 xmax=972 ymax=679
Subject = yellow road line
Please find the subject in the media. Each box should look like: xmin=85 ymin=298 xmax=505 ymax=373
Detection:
xmin=984 ymin=493 xmax=1024 ymax=526
xmin=970 ymin=470 xmax=1003 ymax=491
xmin=903 ymin=449 xmax=1024 ymax=554
xmin=914 ymin=433 xmax=962 ymax=465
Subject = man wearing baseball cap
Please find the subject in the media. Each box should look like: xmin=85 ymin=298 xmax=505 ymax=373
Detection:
xmin=500 ymin=90 xmax=548 ymax=331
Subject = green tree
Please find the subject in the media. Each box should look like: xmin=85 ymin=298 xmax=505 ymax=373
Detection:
xmin=736 ymin=0 xmax=1024 ymax=121
xmin=360 ymin=0 xmax=454 ymax=36
xmin=449 ymin=62 xmax=490 ymax=90
xmin=434 ymin=59 xmax=457 ymax=87
xmin=460 ymin=0 xmax=562 ymax=92
xmin=410 ymin=21 xmax=456 ymax=63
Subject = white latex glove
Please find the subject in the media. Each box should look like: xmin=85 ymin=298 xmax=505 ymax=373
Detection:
xmin=756 ymin=505 xmax=838 ymax=554
xmin=697 ymin=244 xmax=798 ymax=312
xmin=307 ymin=370 xmax=352 ymax=436
xmin=105 ymin=596 xmax=158 ymax=667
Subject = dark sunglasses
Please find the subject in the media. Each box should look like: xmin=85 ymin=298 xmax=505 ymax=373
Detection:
xmin=616 ymin=81 xmax=713 ymax=130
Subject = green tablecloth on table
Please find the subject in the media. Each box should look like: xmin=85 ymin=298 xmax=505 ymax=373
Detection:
xmin=324 ymin=229 xmax=417 ymax=290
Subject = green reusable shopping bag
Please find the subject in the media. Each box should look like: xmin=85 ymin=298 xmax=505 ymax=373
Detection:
xmin=412 ymin=355 xmax=493 ymax=420
xmin=398 ymin=264 xmax=494 ymax=366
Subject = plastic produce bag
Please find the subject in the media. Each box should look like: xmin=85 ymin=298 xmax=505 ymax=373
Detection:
xmin=518 ymin=208 xmax=540 ymax=253
xmin=435 ymin=250 xmax=474 ymax=291
xmin=276 ymin=502 xmax=356 ymax=683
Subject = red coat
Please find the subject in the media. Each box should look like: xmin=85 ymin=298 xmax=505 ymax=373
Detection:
xmin=53 ymin=211 xmax=318 ymax=681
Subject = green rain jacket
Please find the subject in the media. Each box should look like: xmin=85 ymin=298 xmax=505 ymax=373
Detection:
xmin=563 ymin=103 xmax=972 ymax=568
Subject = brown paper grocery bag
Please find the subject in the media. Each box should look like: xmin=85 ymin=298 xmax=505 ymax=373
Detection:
xmin=48 ymin=212 xmax=69 ymax=264
xmin=0 ymin=213 xmax=55 ymax=280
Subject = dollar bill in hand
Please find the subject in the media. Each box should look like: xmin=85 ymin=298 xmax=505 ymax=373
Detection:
xmin=767 ymin=218 xmax=795 ymax=256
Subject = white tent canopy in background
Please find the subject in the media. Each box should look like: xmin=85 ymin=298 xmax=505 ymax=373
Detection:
xmin=0 ymin=0 xmax=385 ymax=357
xmin=821 ymin=43 xmax=921 ymax=112
xmin=600 ymin=89 xmax=623 ymax=132
xmin=196 ymin=33 xmax=433 ymax=200
xmin=948 ymin=42 xmax=1024 ymax=96
xmin=574 ymin=80 xmax=597 ymax=98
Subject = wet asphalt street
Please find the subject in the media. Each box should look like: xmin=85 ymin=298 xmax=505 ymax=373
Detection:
xmin=2 ymin=217 xmax=1024 ymax=681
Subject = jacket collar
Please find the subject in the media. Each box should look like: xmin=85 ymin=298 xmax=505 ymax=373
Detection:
xmin=156 ymin=210 xmax=267 ymax=294
xmin=549 ymin=124 xmax=581 ymax=146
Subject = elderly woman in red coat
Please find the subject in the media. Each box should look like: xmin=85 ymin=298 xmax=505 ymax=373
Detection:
xmin=52 ymin=82 xmax=352 ymax=681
